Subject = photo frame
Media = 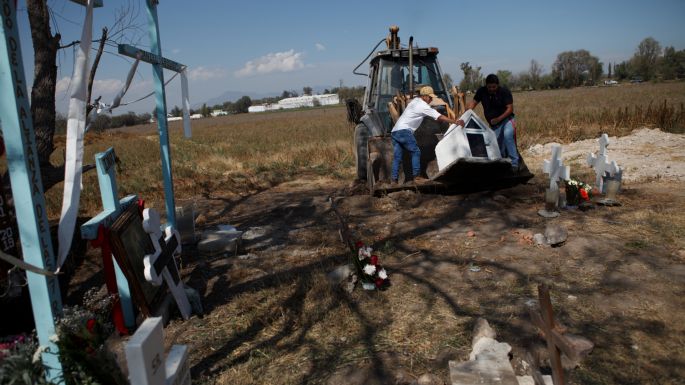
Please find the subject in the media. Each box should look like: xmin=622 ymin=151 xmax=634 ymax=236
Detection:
xmin=109 ymin=203 xmax=165 ymax=317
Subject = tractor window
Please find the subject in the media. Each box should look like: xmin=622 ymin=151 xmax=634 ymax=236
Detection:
xmin=373 ymin=57 xmax=450 ymax=132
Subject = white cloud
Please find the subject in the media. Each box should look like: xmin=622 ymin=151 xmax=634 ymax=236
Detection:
xmin=315 ymin=43 xmax=325 ymax=51
xmin=55 ymin=76 xmax=123 ymax=97
xmin=234 ymin=49 xmax=305 ymax=78
xmin=188 ymin=66 xmax=228 ymax=81
xmin=92 ymin=79 xmax=125 ymax=95
xmin=55 ymin=76 xmax=71 ymax=95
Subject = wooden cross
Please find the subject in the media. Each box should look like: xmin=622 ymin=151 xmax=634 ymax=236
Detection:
xmin=543 ymin=145 xmax=570 ymax=191
xmin=81 ymin=147 xmax=138 ymax=330
xmin=142 ymin=208 xmax=191 ymax=320
xmin=587 ymin=134 xmax=620 ymax=193
xmin=125 ymin=316 xmax=190 ymax=385
xmin=529 ymin=284 xmax=581 ymax=385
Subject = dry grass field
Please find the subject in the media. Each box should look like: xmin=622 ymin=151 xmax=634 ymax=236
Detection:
xmin=46 ymin=81 xmax=685 ymax=221
xmin=53 ymin=82 xmax=685 ymax=385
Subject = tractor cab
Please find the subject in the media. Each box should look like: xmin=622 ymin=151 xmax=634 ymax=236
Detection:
xmin=363 ymin=47 xmax=452 ymax=133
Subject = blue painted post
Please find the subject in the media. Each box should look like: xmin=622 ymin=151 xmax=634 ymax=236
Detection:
xmin=81 ymin=147 xmax=138 ymax=329
xmin=145 ymin=0 xmax=176 ymax=229
xmin=0 ymin=1 xmax=63 ymax=381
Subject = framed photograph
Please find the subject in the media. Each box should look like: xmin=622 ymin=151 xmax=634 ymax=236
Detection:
xmin=109 ymin=203 xmax=165 ymax=317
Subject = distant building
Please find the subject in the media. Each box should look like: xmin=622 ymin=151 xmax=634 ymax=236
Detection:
xmin=248 ymin=105 xmax=267 ymax=113
xmin=248 ymin=94 xmax=340 ymax=113
xmin=211 ymin=110 xmax=229 ymax=117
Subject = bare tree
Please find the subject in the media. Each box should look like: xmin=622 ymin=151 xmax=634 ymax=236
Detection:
xmin=22 ymin=0 xmax=144 ymax=190
xmin=26 ymin=0 xmax=61 ymax=188
xmin=528 ymin=59 xmax=543 ymax=89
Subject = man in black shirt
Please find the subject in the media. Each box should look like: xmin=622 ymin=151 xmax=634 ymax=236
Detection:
xmin=457 ymin=74 xmax=520 ymax=171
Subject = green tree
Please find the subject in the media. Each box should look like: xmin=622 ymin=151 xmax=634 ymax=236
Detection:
xmin=234 ymin=96 xmax=252 ymax=114
xmin=459 ymin=62 xmax=483 ymax=92
xmin=614 ymin=61 xmax=631 ymax=80
xmin=552 ymin=50 xmax=603 ymax=87
xmin=658 ymin=46 xmax=685 ymax=80
xmin=442 ymin=73 xmax=454 ymax=90
xmin=303 ymin=86 xmax=313 ymax=96
xmin=200 ymin=103 xmax=210 ymax=117
xmin=170 ymin=105 xmax=182 ymax=117
xmin=631 ymin=37 xmax=662 ymax=80
xmin=496 ymin=70 xmax=512 ymax=87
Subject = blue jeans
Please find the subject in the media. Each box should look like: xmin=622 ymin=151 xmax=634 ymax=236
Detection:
xmin=492 ymin=117 xmax=519 ymax=168
xmin=391 ymin=129 xmax=421 ymax=181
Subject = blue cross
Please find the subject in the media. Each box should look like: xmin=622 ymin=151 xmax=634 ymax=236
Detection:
xmin=81 ymin=147 xmax=138 ymax=329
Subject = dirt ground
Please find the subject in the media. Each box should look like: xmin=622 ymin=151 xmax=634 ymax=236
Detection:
xmin=72 ymin=129 xmax=685 ymax=384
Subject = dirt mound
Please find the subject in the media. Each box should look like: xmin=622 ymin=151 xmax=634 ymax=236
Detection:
xmin=526 ymin=128 xmax=685 ymax=182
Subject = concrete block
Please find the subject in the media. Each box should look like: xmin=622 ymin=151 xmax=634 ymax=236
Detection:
xmin=197 ymin=229 xmax=242 ymax=255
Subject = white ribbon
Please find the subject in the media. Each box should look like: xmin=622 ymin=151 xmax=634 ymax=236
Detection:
xmin=56 ymin=0 xmax=93 ymax=271
xmin=109 ymin=57 xmax=140 ymax=112
xmin=181 ymin=68 xmax=191 ymax=138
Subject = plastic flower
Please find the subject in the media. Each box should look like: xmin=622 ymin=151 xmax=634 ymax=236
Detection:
xmin=86 ymin=319 xmax=97 ymax=333
xmin=579 ymin=188 xmax=589 ymax=201
xmin=378 ymin=268 xmax=388 ymax=280
xmin=363 ymin=264 xmax=376 ymax=276
xmin=375 ymin=278 xmax=385 ymax=288
xmin=370 ymin=255 xmax=379 ymax=265
xmin=358 ymin=246 xmax=373 ymax=260
xmin=355 ymin=241 xmax=364 ymax=249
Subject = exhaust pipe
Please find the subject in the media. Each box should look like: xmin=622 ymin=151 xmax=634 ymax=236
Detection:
xmin=408 ymin=36 xmax=414 ymax=96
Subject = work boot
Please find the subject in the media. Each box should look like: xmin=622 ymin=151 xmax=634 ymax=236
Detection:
xmin=413 ymin=176 xmax=429 ymax=183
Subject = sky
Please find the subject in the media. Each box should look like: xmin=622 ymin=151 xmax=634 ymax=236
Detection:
xmin=13 ymin=0 xmax=685 ymax=115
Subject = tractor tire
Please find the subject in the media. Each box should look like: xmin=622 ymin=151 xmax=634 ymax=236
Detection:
xmin=354 ymin=123 xmax=370 ymax=181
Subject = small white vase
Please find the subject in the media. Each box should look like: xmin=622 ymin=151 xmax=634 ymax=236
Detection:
xmin=362 ymin=282 xmax=376 ymax=290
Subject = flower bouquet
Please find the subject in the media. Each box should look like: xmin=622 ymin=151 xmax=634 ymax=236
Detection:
xmin=565 ymin=179 xmax=593 ymax=206
xmin=353 ymin=241 xmax=390 ymax=290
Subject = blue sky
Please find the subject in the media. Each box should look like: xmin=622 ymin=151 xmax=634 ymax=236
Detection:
xmin=14 ymin=0 xmax=685 ymax=114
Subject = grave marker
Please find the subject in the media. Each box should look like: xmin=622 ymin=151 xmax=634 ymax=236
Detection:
xmin=1 ymin=1 xmax=63 ymax=379
xmin=125 ymin=317 xmax=190 ymax=385
xmin=528 ymin=284 xmax=584 ymax=385
xmin=113 ymin=0 xmax=194 ymax=230
xmin=81 ymin=147 xmax=138 ymax=330
xmin=542 ymin=145 xmax=570 ymax=191
xmin=587 ymin=134 xmax=620 ymax=193
xmin=142 ymin=208 xmax=192 ymax=320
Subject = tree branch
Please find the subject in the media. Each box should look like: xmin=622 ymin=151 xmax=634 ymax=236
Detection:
xmin=87 ymin=27 xmax=108 ymax=115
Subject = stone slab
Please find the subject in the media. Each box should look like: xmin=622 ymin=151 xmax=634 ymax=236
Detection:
xmin=516 ymin=375 xmax=553 ymax=385
xmin=197 ymin=229 xmax=242 ymax=255
xmin=449 ymin=357 xmax=519 ymax=385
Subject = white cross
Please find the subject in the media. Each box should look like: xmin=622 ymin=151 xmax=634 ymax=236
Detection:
xmin=125 ymin=317 xmax=190 ymax=385
xmin=142 ymin=208 xmax=192 ymax=320
xmin=542 ymin=144 xmax=570 ymax=191
xmin=587 ymin=134 xmax=620 ymax=193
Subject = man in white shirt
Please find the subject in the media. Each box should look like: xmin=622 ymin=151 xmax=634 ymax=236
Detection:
xmin=391 ymin=86 xmax=459 ymax=183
